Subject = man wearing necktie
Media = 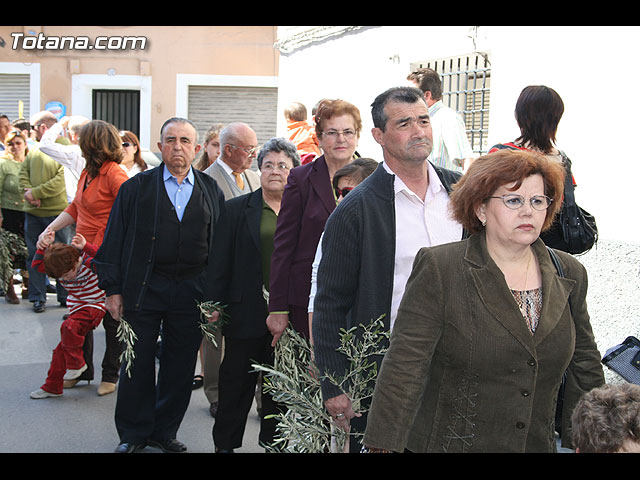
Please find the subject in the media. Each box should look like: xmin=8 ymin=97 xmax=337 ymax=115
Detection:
xmin=232 ymin=171 xmax=244 ymax=190
xmin=202 ymin=122 xmax=261 ymax=417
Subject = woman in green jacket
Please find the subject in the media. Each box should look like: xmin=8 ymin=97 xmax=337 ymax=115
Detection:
xmin=0 ymin=129 xmax=29 ymax=303
xmin=363 ymin=149 xmax=605 ymax=453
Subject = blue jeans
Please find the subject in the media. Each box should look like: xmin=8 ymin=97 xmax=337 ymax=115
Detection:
xmin=24 ymin=213 xmax=71 ymax=303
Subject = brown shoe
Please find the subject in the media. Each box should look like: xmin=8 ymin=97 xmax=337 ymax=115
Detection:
xmin=5 ymin=283 xmax=19 ymax=304
xmin=97 ymin=381 xmax=117 ymax=396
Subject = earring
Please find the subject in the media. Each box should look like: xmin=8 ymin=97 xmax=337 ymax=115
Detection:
xmin=481 ymin=218 xmax=486 ymax=227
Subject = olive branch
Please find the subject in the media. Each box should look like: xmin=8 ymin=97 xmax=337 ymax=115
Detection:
xmin=253 ymin=315 xmax=389 ymax=453
xmin=0 ymin=228 xmax=28 ymax=287
xmin=116 ymin=316 xmax=137 ymax=378
xmin=115 ymin=300 xmax=229 ymax=378
xmin=196 ymin=300 xmax=230 ymax=348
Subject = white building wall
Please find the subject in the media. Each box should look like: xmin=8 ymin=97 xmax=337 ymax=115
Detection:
xmin=276 ymin=26 xmax=640 ymax=243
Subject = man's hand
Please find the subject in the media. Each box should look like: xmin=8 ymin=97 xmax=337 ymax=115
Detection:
xmin=106 ymin=294 xmax=124 ymax=321
xmin=24 ymin=188 xmax=40 ymax=207
xmin=208 ymin=310 xmax=220 ymax=323
xmin=266 ymin=313 xmax=289 ymax=346
xmin=324 ymin=393 xmax=361 ymax=431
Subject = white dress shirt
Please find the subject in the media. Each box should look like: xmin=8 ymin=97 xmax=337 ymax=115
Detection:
xmin=383 ymin=161 xmax=462 ymax=329
xmin=38 ymin=123 xmax=85 ymax=202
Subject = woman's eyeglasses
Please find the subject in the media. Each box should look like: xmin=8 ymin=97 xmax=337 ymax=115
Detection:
xmin=488 ymin=194 xmax=553 ymax=211
xmin=323 ymin=129 xmax=357 ymax=140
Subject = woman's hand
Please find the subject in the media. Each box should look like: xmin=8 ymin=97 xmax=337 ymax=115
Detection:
xmin=266 ymin=313 xmax=289 ymax=346
xmin=36 ymin=228 xmax=55 ymax=250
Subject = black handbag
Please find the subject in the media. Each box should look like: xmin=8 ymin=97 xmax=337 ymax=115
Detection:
xmin=601 ymin=336 xmax=640 ymax=385
xmin=490 ymin=144 xmax=598 ymax=255
xmin=553 ymin=152 xmax=598 ymax=255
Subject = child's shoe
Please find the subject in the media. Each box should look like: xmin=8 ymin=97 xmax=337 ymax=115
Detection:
xmin=30 ymin=388 xmax=62 ymax=399
xmin=63 ymin=363 xmax=88 ymax=380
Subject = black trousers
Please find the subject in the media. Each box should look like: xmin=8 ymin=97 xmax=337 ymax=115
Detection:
xmin=115 ymin=271 xmax=204 ymax=445
xmin=213 ymin=333 xmax=280 ymax=450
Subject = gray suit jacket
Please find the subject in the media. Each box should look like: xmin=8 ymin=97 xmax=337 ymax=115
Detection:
xmin=203 ymin=159 xmax=260 ymax=200
xmin=363 ymin=232 xmax=605 ymax=452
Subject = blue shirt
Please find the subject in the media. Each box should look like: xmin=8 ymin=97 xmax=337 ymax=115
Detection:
xmin=162 ymin=164 xmax=194 ymax=221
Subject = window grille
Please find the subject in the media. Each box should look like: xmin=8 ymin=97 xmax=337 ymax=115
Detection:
xmin=410 ymin=52 xmax=491 ymax=156
xmin=0 ymin=74 xmax=30 ymax=120
xmin=92 ymin=89 xmax=141 ymax=139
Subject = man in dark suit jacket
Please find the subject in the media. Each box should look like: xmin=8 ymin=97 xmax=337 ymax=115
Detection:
xmin=207 ymin=138 xmax=300 ymax=452
xmin=95 ymin=117 xmax=225 ymax=454
xmin=200 ymin=122 xmax=261 ymax=418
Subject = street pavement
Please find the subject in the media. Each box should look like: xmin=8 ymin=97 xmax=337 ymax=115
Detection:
xmin=0 ymin=284 xmax=262 ymax=454
xmin=0 ymin=282 xmax=577 ymax=455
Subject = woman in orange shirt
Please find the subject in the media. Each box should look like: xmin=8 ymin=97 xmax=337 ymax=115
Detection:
xmin=39 ymin=120 xmax=129 ymax=396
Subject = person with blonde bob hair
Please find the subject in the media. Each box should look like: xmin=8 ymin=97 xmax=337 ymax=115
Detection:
xmin=363 ymin=149 xmax=605 ymax=453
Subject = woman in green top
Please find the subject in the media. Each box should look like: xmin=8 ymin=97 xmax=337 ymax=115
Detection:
xmin=0 ymin=129 xmax=29 ymax=303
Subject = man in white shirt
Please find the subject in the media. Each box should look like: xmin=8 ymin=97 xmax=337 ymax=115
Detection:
xmin=38 ymin=115 xmax=89 ymax=203
xmin=408 ymin=67 xmax=474 ymax=172
xmin=313 ymin=86 xmax=465 ymax=452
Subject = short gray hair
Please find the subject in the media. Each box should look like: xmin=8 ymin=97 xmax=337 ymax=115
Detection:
xmin=257 ymin=137 xmax=301 ymax=169
xmin=159 ymin=117 xmax=199 ymax=144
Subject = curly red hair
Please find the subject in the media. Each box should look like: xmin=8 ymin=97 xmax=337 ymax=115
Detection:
xmin=43 ymin=243 xmax=81 ymax=279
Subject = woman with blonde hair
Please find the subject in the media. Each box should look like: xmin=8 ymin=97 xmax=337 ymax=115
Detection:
xmin=0 ymin=129 xmax=29 ymax=233
xmin=194 ymin=123 xmax=224 ymax=171
xmin=0 ymin=129 xmax=30 ymax=303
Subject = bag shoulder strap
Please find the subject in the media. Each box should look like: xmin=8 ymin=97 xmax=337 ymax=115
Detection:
xmin=491 ymin=142 xmax=522 ymax=151
xmin=546 ymin=246 xmax=574 ymax=316
xmin=546 ymin=246 xmax=565 ymax=278
xmin=557 ymin=150 xmax=572 ymax=170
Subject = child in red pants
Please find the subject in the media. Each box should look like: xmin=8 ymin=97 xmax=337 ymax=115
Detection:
xmin=29 ymin=230 xmax=106 ymax=399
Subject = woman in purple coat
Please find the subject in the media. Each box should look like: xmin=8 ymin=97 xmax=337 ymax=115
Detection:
xmin=267 ymin=99 xmax=362 ymax=345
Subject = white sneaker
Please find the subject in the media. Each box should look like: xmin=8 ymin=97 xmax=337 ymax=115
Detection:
xmin=63 ymin=364 xmax=88 ymax=380
xmin=30 ymin=388 xmax=62 ymax=399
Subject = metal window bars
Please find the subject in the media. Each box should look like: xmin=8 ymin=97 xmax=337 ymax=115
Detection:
xmin=411 ymin=52 xmax=491 ymax=156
